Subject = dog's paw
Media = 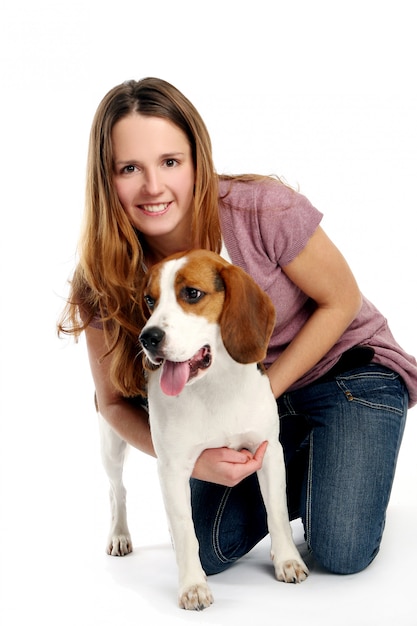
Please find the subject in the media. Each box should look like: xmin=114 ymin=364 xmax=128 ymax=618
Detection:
xmin=179 ymin=583 xmax=214 ymax=611
xmin=107 ymin=534 xmax=132 ymax=556
xmin=275 ymin=559 xmax=309 ymax=583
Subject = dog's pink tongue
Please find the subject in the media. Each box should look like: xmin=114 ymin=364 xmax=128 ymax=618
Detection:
xmin=160 ymin=360 xmax=190 ymax=396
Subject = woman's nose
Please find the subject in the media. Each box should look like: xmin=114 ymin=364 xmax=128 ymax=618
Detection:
xmin=143 ymin=169 xmax=164 ymax=195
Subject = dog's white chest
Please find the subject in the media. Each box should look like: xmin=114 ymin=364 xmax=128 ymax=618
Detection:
xmin=147 ymin=362 xmax=278 ymax=461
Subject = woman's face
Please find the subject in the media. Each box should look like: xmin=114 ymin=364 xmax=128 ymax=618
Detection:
xmin=112 ymin=113 xmax=195 ymax=250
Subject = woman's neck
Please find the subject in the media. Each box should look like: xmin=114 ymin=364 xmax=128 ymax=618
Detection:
xmin=142 ymin=233 xmax=195 ymax=268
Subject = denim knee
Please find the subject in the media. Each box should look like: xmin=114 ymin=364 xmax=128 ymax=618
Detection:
xmin=311 ymin=536 xmax=381 ymax=575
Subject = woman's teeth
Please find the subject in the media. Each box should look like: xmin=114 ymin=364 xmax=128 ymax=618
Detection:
xmin=141 ymin=203 xmax=169 ymax=213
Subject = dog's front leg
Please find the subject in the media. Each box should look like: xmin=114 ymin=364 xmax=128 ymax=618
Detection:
xmin=257 ymin=441 xmax=309 ymax=583
xmin=158 ymin=463 xmax=213 ymax=610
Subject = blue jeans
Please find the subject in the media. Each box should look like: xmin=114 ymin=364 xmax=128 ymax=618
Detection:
xmin=190 ymin=364 xmax=408 ymax=575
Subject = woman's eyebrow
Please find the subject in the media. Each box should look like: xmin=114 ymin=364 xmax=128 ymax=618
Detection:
xmin=115 ymin=152 xmax=186 ymax=165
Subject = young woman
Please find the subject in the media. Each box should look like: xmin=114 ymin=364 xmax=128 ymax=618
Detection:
xmin=58 ymin=77 xmax=417 ymax=576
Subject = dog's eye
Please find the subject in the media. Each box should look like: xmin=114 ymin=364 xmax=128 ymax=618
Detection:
xmin=144 ymin=295 xmax=155 ymax=310
xmin=181 ymin=287 xmax=205 ymax=303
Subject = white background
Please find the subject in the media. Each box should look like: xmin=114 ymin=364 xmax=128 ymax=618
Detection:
xmin=1 ymin=1 xmax=416 ymax=624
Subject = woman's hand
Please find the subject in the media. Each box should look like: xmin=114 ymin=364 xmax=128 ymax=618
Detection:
xmin=191 ymin=441 xmax=268 ymax=487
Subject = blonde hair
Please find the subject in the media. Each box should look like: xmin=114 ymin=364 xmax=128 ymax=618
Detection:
xmin=58 ymin=77 xmax=221 ymax=396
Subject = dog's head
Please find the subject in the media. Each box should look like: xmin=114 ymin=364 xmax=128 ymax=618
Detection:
xmin=139 ymin=250 xmax=276 ymax=396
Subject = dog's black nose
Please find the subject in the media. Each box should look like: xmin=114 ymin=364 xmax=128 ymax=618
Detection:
xmin=139 ymin=327 xmax=166 ymax=352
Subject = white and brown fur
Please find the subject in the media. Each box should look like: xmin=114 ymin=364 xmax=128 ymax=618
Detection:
xmin=99 ymin=249 xmax=308 ymax=610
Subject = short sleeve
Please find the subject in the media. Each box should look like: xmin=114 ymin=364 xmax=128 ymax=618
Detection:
xmin=255 ymin=181 xmax=323 ymax=266
xmin=219 ymin=178 xmax=323 ymax=271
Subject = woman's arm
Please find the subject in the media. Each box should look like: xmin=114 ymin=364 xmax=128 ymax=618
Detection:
xmin=85 ymin=325 xmax=156 ymax=457
xmin=266 ymin=226 xmax=362 ymax=398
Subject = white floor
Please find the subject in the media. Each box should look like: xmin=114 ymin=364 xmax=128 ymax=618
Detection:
xmin=1 ymin=340 xmax=416 ymax=626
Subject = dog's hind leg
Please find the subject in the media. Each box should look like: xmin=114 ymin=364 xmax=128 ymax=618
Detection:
xmin=98 ymin=411 xmax=132 ymax=556
xmin=257 ymin=441 xmax=308 ymax=583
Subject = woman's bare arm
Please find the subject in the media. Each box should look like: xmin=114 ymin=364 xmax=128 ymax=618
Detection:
xmin=85 ymin=325 xmax=156 ymax=457
xmin=266 ymin=226 xmax=362 ymax=398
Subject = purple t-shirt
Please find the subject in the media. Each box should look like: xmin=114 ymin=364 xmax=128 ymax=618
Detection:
xmin=219 ymin=177 xmax=417 ymax=407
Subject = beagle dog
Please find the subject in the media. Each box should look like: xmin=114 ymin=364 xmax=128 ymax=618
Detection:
xmin=100 ymin=249 xmax=308 ymax=610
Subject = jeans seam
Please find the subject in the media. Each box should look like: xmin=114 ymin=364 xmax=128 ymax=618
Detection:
xmin=212 ymin=487 xmax=234 ymax=564
xmin=337 ymin=369 xmax=399 ymax=381
xmin=305 ymin=432 xmax=313 ymax=549
xmin=278 ymin=392 xmax=298 ymax=419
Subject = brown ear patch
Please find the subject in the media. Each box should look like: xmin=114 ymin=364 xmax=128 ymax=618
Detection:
xmin=218 ymin=264 xmax=276 ymax=364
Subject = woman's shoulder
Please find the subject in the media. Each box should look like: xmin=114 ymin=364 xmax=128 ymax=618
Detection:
xmin=218 ymin=174 xmax=323 ymax=267
xmin=218 ymin=175 xmax=308 ymax=210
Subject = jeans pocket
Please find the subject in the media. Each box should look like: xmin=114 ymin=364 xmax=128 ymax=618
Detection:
xmin=335 ymin=366 xmax=407 ymax=416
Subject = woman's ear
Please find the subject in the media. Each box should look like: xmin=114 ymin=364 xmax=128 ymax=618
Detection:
xmin=218 ymin=264 xmax=276 ymax=364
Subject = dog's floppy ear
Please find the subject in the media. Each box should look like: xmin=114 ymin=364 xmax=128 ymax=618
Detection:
xmin=218 ymin=264 xmax=276 ymax=364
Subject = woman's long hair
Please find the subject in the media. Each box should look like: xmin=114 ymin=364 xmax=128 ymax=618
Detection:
xmin=58 ymin=77 xmax=222 ymax=396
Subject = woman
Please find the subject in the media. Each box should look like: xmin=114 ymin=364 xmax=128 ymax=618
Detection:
xmin=58 ymin=77 xmax=417 ymax=576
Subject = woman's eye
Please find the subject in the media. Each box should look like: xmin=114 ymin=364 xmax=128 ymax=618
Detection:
xmin=165 ymin=158 xmax=177 ymax=168
xmin=122 ymin=165 xmax=137 ymax=174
